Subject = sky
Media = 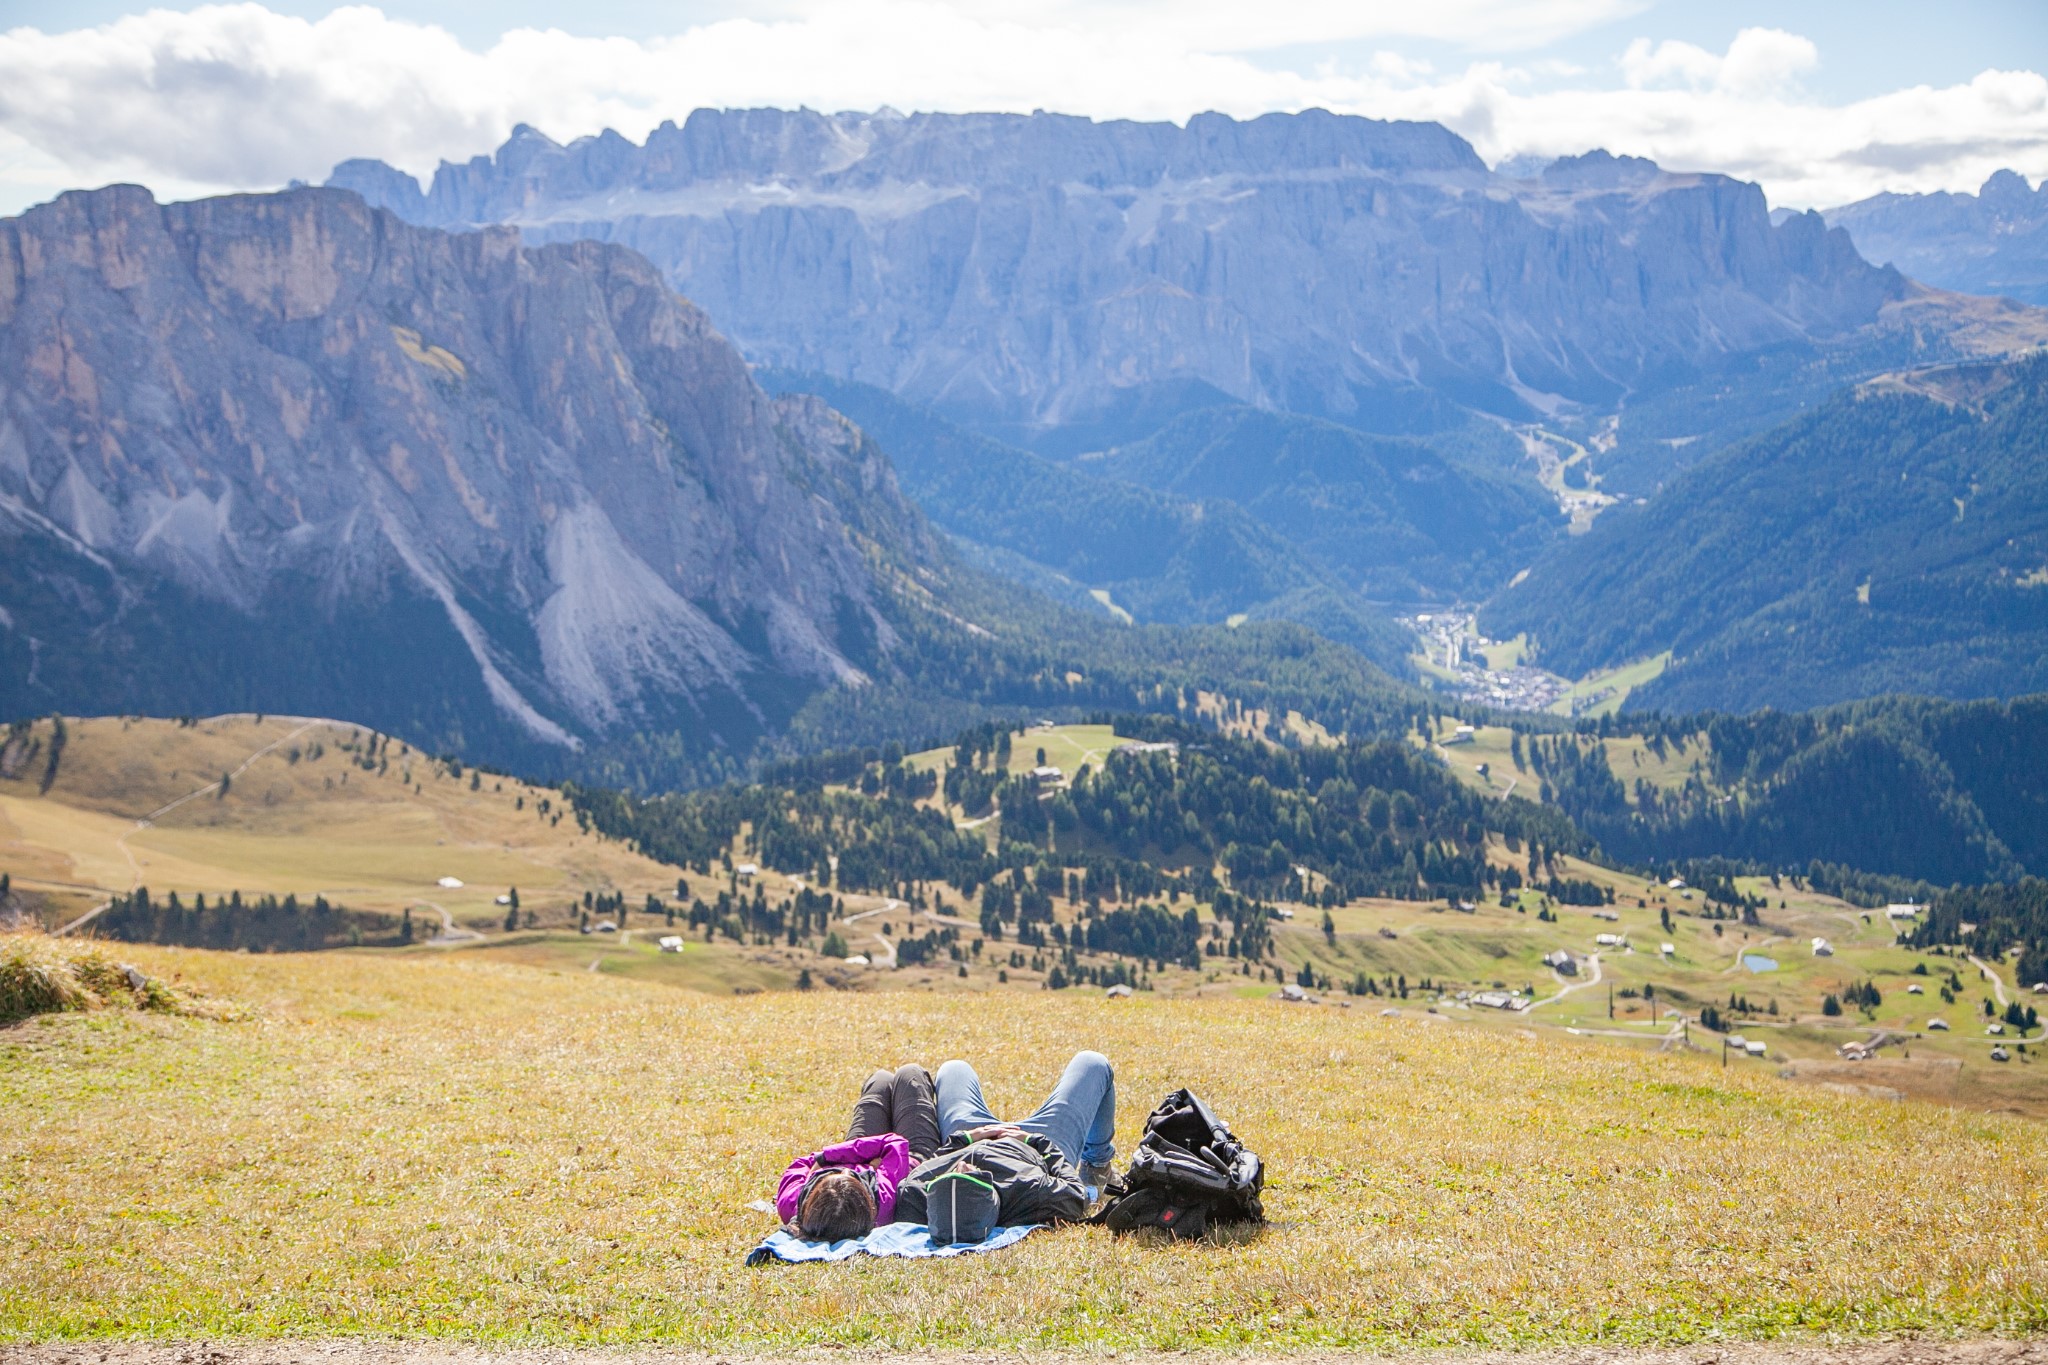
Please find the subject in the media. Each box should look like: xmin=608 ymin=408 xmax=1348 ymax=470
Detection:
xmin=0 ymin=0 xmax=2043 ymax=217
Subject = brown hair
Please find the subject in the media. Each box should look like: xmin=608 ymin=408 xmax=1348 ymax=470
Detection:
xmin=798 ymin=1169 xmax=878 ymax=1242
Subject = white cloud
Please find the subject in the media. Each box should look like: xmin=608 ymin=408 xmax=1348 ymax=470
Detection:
xmin=0 ymin=4 xmax=2042 ymax=216
xmin=1622 ymin=28 xmax=1817 ymax=95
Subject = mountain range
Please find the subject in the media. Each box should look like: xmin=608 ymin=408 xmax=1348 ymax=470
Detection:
xmin=1823 ymin=170 xmax=2048 ymax=307
xmin=7 ymin=108 xmax=2048 ymax=782
xmin=328 ymin=111 xmax=1931 ymax=451
xmin=0 ymin=183 xmax=1427 ymax=785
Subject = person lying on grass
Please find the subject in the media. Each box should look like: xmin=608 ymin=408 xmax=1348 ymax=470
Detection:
xmin=775 ymin=1063 xmax=941 ymax=1243
xmin=893 ymin=1050 xmax=1117 ymax=1241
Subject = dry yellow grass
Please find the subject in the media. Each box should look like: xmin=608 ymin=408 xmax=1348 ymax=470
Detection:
xmin=0 ymin=931 xmax=237 ymax=1023
xmin=0 ymin=715 xmax=685 ymax=926
xmin=3 ymin=943 xmax=2045 ymax=1348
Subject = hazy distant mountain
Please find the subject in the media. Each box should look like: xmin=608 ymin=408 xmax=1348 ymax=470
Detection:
xmin=1481 ymin=355 xmax=2048 ymax=712
xmin=758 ymin=372 xmax=1417 ymax=667
xmin=1086 ymin=407 xmax=1561 ymax=603
xmin=1823 ymin=171 xmax=2048 ymax=306
xmin=330 ymin=113 xmax=1912 ymax=450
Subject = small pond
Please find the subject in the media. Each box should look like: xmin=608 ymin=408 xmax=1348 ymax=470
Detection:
xmin=1741 ymin=953 xmax=1779 ymax=973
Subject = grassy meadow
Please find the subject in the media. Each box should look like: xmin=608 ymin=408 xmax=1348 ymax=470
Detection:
xmin=4 ymin=941 xmax=2047 ymax=1348
xmin=0 ymin=715 xmax=688 ymax=928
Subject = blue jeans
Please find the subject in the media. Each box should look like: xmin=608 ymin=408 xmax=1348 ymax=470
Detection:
xmin=936 ymin=1051 xmax=1116 ymax=1170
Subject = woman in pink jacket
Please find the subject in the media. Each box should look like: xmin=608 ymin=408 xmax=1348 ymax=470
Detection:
xmin=775 ymin=1063 xmax=940 ymax=1242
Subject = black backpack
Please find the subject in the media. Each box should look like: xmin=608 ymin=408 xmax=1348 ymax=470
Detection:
xmin=1093 ymin=1088 xmax=1264 ymax=1239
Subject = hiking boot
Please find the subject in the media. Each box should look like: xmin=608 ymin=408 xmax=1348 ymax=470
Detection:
xmin=1080 ymin=1161 xmax=1115 ymax=1194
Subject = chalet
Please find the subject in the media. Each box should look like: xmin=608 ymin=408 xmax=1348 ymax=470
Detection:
xmin=1471 ymin=990 xmax=1528 ymax=1012
xmin=1660 ymin=942 xmax=1676 ymax=957
xmin=1029 ymin=765 xmax=1064 ymax=786
xmin=1744 ymin=1040 xmax=1768 ymax=1057
xmin=1886 ymin=903 xmax=1922 ymax=920
xmin=1811 ymin=937 xmax=1834 ymax=957
xmin=1543 ymin=949 xmax=1579 ymax=974
xmin=1445 ymin=725 xmax=1477 ymax=745
xmin=1927 ymin=1018 xmax=1951 ymax=1031
xmin=736 ymin=862 xmax=759 ymax=882
xmin=1595 ymin=932 xmax=1627 ymax=948
xmin=658 ymin=935 xmax=684 ymax=953
xmin=437 ymin=876 xmax=464 ymax=889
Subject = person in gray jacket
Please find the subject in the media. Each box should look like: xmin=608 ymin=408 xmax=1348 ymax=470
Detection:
xmin=892 ymin=1050 xmax=1116 ymax=1233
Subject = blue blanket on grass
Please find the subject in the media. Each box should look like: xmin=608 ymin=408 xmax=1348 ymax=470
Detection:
xmin=745 ymin=1222 xmax=1040 ymax=1266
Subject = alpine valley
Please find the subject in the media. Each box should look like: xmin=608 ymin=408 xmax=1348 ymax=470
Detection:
xmin=5 ymin=108 xmax=2048 ymax=789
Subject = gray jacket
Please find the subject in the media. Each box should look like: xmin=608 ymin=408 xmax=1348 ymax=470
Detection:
xmin=892 ymin=1133 xmax=1087 ymax=1228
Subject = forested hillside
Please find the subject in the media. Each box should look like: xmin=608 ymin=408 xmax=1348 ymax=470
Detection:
xmin=1484 ymin=356 xmax=2048 ymax=713
xmin=1526 ymin=695 xmax=2048 ymax=886
xmin=1088 ymin=407 xmax=1559 ymax=603
xmin=571 ymin=717 xmax=1582 ymax=929
xmin=758 ymin=373 xmax=1412 ymax=667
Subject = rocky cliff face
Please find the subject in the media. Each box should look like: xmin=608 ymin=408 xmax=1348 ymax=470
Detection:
xmin=331 ymin=114 xmax=1908 ymax=445
xmin=1822 ymin=170 xmax=2048 ymax=307
xmin=0 ymin=184 xmax=939 ymax=766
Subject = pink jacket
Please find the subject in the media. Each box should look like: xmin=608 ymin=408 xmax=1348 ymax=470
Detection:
xmin=775 ymin=1133 xmax=913 ymax=1225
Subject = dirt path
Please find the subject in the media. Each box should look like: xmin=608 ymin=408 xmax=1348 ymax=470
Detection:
xmin=414 ymin=901 xmax=480 ymax=945
xmin=5 ymin=1339 xmax=2043 ymax=1365
xmin=1970 ymin=954 xmax=2011 ymax=1009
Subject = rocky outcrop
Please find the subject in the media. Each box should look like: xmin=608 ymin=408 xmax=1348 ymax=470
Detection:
xmin=0 ymin=184 xmax=937 ymax=763
xmin=1822 ymin=170 xmax=2048 ymax=306
xmin=331 ymin=111 xmax=1909 ymax=443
